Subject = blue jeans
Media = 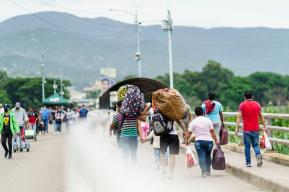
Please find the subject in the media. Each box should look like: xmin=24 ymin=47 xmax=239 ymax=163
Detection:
xmin=43 ymin=119 xmax=49 ymax=132
xmin=120 ymin=136 xmax=138 ymax=166
xmin=243 ymin=131 xmax=261 ymax=164
xmin=154 ymin=148 xmax=160 ymax=165
xmin=56 ymin=123 xmax=62 ymax=132
xmin=195 ymin=140 xmax=213 ymax=173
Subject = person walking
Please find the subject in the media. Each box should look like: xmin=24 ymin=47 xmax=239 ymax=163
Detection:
xmin=65 ymin=108 xmax=75 ymax=131
xmin=12 ymin=102 xmax=28 ymax=145
xmin=236 ymin=91 xmax=266 ymax=167
xmin=79 ymin=105 xmax=89 ymax=119
xmin=0 ymin=104 xmax=20 ymax=159
xmin=186 ymin=107 xmax=219 ymax=177
xmin=202 ymin=92 xmax=224 ymax=142
xmin=55 ymin=108 xmax=64 ymax=134
xmin=40 ymin=106 xmax=50 ymax=133
xmin=109 ymin=101 xmax=123 ymax=148
xmin=27 ymin=107 xmax=38 ymax=135
xmin=158 ymin=114 xmax=186 ymax=181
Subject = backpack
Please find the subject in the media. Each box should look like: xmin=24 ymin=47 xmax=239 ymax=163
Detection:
xmin=204 ymin=100 xmax=215 ymax=114
xmin=150 ymin=112 xmax=173 ymax=136
xmin=121 ymin=85 xmax=145 ymax=118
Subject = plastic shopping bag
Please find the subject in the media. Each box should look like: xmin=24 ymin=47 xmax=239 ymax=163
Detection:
xmin=260 ymin=135 xmax=266 ymax=149
xmin=185 ymin=146 xmax=198 ymax=168
xmin=260 ymin=132 xmax=272 ymax=150
xmin=264 ymin=132 xmax=272 ymax=150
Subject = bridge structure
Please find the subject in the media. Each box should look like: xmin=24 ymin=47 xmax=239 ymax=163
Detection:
xmin=1 ymin=111 xmax=289 ymax=192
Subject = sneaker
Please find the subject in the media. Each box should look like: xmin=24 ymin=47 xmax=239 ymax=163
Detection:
xmin=245 ymin=163 xmax=252 ymax=167
xmin=4 ymin=151 xmax=8 ymax=158
xmin=205 ymin=171 xmax=211 ymax=176
xmin=8 ymin=154 xmax=12 ymax=159
xmin=257 ymin=155 xmax=263 ymax=167
xmin=201 ymin=171 xmax=207 ymax=178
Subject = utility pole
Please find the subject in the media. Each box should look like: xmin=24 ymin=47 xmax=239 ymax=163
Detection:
xmin=135 ymin=13 xmax=142 ymax=77
xmin=109 ymin=9 xmax=142 ymax=77
xmin=162 ymin=10 xmax=174 ymax=88
xmin=60 ymin=69 xmax=64 ymax=98
xmin=53 ymin=80 xmax=57 ymax=94
xmin=41 ymin=54 xmax=45 ymax=101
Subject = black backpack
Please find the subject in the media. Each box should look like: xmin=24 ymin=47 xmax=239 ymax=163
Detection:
xmin=150 ymin=112 xmax=173 ymax=136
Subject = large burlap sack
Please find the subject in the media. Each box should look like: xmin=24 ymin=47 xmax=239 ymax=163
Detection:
xmin=121 ymin=85 xmax=145 ymax=118
xmin=152 ymin=88 xmax=186 ymax=121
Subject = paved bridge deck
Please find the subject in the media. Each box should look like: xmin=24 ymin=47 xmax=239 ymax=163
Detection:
xmin=1 ymin=111 xmax=289 ymax=192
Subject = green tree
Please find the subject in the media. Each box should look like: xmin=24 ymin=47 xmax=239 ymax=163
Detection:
xmin=220 ymin=77 xmax=252 ymax=110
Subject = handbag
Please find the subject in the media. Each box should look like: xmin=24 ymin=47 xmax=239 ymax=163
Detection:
xmin=212 ymin=146 xmax=226 ymax=170
xmin=220 ymin=125 xmax=229 ymax=145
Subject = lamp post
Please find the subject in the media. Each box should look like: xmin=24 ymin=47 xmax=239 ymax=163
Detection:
xmin=161 ymin=10 xmax=174 ymax=89
xmin=41 ymin=54 xmax=46 ymax=101
xmin=53 ymin=80 xmax=57 ymax=94
xmin=60 ymin=69 xmax=64 ymax=98
xmin=110 ymin=9 xmax=142 ymax=77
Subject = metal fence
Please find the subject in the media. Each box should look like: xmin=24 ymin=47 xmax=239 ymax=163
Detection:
xmin=223 ymin=112 xmax=289 ymax=146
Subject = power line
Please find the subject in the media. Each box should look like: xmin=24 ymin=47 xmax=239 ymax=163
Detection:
xmin=26 ymin=0 xmax=129 ymax=28
xmin=8 ymin=0 xmax=131 ymax=39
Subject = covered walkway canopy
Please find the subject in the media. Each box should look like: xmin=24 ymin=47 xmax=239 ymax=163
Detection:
xmin=99 ymin=77 xmax=168 ymax=109
xmin=43 ymin=93 xmax=69 ymax=105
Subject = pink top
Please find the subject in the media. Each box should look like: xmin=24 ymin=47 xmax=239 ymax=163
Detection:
xmin=189 ymin=116 xmax=214 ymax=141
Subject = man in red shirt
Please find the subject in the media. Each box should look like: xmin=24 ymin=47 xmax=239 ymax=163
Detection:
xmin=27 ymin=108 xmax=38 ymax=134
xmin=236 ymin=91 xmax=266 ymax=167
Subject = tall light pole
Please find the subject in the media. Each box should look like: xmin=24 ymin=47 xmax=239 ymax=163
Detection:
xmin=60 ymin=69 xmax=64 ymax=98
xmin=162 ymin=10 xmax=174 ymax=89
xmin=53 ymin=80 xmax=57 ymax=94
xmin=41 ymin=54 xmax=45 ymax=101
xmin=110 ymin=9 xmax=142 ymax=77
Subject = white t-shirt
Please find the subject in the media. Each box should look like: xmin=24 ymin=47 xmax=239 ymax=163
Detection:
xmin=189 ymin=116 xmax=214 ymax=141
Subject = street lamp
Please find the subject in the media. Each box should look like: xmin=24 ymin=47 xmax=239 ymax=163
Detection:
xmin=161 ymin=10 xmax=174 ymax=89
xmin=53 ymin=80 xmax=57 ymax=94
xmin=41 ymin=54 xmax=46 ymax=101
xmin=109 ymin=9 xmax=142 ymax=77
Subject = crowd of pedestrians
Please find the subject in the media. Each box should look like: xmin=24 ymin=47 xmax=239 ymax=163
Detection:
xmin=0 ymin=102 xmax=89 ymax=159
xmin=109 ymin=88 xmax=266 ymax=180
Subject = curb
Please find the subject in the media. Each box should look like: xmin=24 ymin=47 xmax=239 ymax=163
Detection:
xmin=224 ymin=143 xmax=289 ymax=167
xmin=181 ymin=144 xmax=289 ymax=192
xmin=226 ymin=163 xmax=289 ymax=192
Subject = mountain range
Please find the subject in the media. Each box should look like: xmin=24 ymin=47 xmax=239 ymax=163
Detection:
xmin=1 ymin=11 xmax=289 ymax=88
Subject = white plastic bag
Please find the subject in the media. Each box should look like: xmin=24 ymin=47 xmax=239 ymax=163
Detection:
xmin=185 ymin=146 xmax=198 ymax=168
xmin=264 ymin=132 xmax=272 ymax=150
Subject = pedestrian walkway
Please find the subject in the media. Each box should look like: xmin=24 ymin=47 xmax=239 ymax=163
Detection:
xmin=0 ymin=132 xmax=65 ymax=192
xmin=66 ymin=111 xmax=268 ymax=192
xmin=224 ymin=147 xmax=289 ymax=192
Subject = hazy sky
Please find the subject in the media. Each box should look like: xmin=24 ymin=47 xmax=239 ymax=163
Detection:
xmin=1 ymin=0 xmax=289 ymax=28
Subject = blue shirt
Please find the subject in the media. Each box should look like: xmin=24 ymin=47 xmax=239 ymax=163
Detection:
xmin=41 ymin=108 xmax=50 ymax=120
xmin=202 ymin=100 xmax=223 ymax=123
xmin=79 ymin=108 xmax=89 ymax=118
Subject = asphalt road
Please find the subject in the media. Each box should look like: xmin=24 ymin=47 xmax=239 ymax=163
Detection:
xmin=0 ymin=132 xmax=65 ymax=192
xmin=0 ymin=111 xmax=269 ymax=192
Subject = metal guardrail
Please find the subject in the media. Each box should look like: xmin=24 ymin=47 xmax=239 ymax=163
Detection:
xmin=224 ymin=112 xmax=289 ymax=119
xmin=224 ymin=112 xmax=289 ymax=146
